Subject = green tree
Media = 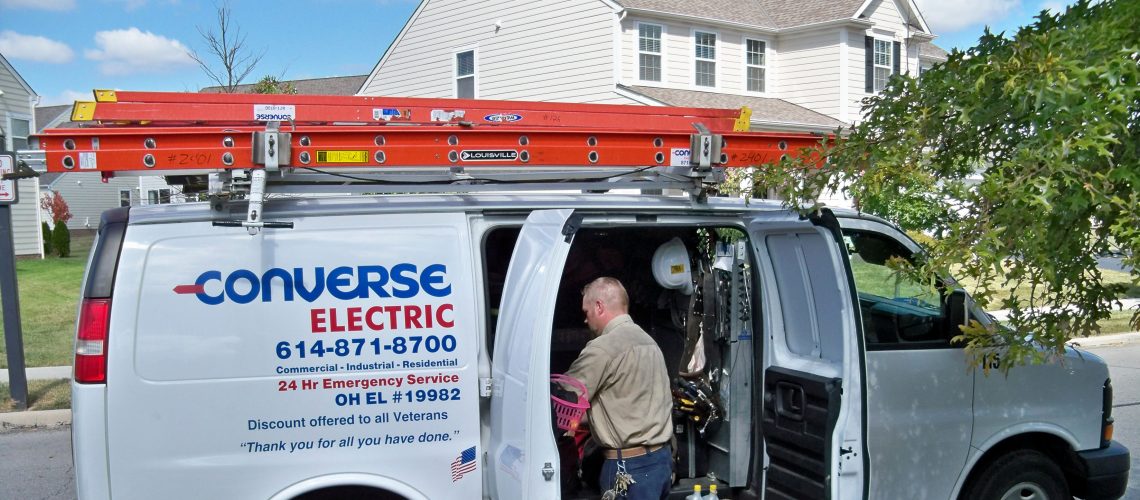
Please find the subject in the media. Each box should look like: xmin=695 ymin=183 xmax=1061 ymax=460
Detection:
xmin=251 ymin=75 xmax=297 ymax=95
xmin=40 ymin=221 xmax=53 ymax=256
xmin=51 ymin=222 xmax=70 ymax=258
xmin=731 ymin=0 xmax=1139 ymax=369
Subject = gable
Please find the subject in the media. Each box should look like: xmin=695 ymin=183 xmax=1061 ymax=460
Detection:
xmin=0 ymin=53 xmax=36 ymax=97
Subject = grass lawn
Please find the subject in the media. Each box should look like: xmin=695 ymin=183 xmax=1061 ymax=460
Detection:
xmin=0 ymin=379 xmax=70 ymax=412
xmin=0 ymin=232 xmax=93 ymax=369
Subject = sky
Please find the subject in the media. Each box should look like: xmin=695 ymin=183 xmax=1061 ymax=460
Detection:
xmin=2 ymin=0 xmax=1076 ymax=107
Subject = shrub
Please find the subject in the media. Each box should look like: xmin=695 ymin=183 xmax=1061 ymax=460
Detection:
xmin=41 ymin=221 xmax=53 ymax=256
xmin=52 ymin=222 xmax=71 ymax=258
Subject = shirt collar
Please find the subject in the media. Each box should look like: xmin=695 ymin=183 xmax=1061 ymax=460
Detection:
xmin=601 ymin=314 xmax=633 ymax=337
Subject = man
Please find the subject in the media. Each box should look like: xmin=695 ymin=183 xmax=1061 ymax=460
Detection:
xmin=565 ymin=277 xmax=673 ymax=500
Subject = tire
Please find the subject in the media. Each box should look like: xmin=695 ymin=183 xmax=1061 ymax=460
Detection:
xmin=963 ymin=449 xmax=1070 ymax=500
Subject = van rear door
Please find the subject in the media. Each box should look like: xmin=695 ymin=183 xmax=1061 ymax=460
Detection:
xmin=749 ymin=218 xmax=866 ymax=499
xmin=105 ymin=211 xmax=481 ymax=500
xmin=487 ymin=209 xmax=575 ymax=500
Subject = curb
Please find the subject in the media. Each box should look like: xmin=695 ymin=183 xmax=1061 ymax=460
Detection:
xmin=0 ymin=408 xmax=71 ymax=431
xmin=1067 ymin=331 xmax=1140 ymax=348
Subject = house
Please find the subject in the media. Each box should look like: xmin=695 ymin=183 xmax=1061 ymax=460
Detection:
xmin=358 ymin=0 xmax=949 ymax=130
xmin=0 ymin=52 xmax=43 ymax=256
xmin=34 ymin=104 xmax=187 ymax=232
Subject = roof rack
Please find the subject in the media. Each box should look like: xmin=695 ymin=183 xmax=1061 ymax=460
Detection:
xmin=35 ymin=90 xmax=825 ymax=233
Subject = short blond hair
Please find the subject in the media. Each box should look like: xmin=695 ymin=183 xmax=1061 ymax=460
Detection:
xmin=582 ymin=277 xmax=629 ymax=312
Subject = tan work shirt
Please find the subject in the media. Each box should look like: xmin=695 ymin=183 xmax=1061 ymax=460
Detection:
xmin=564 ymin=314 xmax=673 ymax=450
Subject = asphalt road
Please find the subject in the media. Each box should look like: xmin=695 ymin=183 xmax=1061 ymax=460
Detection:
xmin=0 ymin=426 xmax=75 ymax=500
xmin=3 ymin=343 xmax=1139 ymax=500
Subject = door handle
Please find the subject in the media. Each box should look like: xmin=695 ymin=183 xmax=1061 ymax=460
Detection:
xmin=775 ymin=382 xmax=805 ymax=421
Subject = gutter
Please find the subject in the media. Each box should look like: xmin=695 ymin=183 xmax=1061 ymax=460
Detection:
xmin=622 ymin=8 xmax=873 ymax=35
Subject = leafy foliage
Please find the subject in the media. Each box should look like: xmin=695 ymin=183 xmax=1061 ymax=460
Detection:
xmin=51 ymin=222 xmax=70 ymax=258
xmin=40 ymin=221 xmax=52 ymax=256
xmin=39 ymin=191 xmax=72 ymax=225
xmin=727 ymin=0 xmax=1140 ymax=370
xmin=251 ymin=75 xmax=298 ymax=95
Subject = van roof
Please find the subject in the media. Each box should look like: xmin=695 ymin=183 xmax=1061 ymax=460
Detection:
xmin=126 ymin=192 xmax=811 ymax=225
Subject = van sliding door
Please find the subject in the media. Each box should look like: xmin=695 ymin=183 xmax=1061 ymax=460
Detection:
xmin=488 ymin=209 xmax=576 ymax=500
xmin=749 ymin=221 xmax=866 ymax=500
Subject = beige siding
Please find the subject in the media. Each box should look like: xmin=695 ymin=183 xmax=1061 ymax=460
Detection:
xmin=846 ymin=27 xmax=869 ymax=122
xmin=776 ymin=30 xmax=842 ymax=120
xmin=362 ymin=0 xmax=627 ymax=104
xmin=2 ymin=59 xmax=40 ymax=255
xmin=851 ymin=0 xmax=926 ymax=121
xmin=11 ymin=179 xmax=43 ymax=256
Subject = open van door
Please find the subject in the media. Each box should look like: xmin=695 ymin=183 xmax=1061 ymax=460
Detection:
xmin=487 ymin=209 xmax=576 ymax=499
xmin=749 ymin=219 xmax=866 ymax=500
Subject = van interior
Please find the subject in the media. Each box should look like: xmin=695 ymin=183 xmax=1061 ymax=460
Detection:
xmin=483 ymin=223 xmax=761 ymax=499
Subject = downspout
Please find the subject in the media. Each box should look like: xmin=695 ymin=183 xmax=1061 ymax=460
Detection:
xmin=613 ymin=9 xmax=628 ymax=91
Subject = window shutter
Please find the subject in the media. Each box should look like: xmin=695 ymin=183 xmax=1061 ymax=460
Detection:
xmin=865 ymin=36 xmax=874 ymax=93
xmin=893 ymin=41 xmax=901 ymax=75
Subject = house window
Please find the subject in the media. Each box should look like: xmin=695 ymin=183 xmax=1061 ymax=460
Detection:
xmin=694 ymin=31 xmax=716 ymax=87
xmin=874 ymin=39 xmax=892 ymax=92
xmin=455 ymin=50 xmax=476 ymax=99
xmin=147 ymin=189 xmax=171 ymax=205
xmin=7 ymin=117 xmax=31 ymax=151
xmin=746 ymin=39 xmax=766 ymax=93
xmin=638 ymin=24 xmax=663 ymax=82
xmin=119 ymin=190 xmax=132 ymax=207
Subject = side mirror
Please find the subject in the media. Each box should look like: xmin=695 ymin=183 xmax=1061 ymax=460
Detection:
xmin=946 ymin=289 xmax=969 ymax=328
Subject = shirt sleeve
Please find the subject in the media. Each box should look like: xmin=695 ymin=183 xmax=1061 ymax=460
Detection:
xmin=564 ymin=342 xmax=610 ymax=404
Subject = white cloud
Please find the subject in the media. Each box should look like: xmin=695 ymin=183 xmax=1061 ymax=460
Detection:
xmin=915 ymin=0 xmax=1021 ymax=33
xmin=0 ymin=31 xmax=75 ymax=63
xmin=83 ymin=28 xmax=195 ymax=75
xmin=0 ymin=0 xmax=75 ymax=11
xmin=1041 ymin=1 xmax=1067 ymax=12
xmin=40 ymin=89 xmax=91 ymax=106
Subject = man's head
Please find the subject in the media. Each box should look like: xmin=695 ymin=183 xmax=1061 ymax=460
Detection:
xmin=581 ymin=277 xmax=629 ymax=335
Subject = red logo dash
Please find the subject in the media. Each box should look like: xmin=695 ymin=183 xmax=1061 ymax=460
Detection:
xmin=173 ymin=284 xmax=205 ymax=294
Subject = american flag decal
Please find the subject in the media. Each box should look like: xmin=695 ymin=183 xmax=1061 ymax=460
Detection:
xmin=451 ymin=446 xmax=477 ymax=482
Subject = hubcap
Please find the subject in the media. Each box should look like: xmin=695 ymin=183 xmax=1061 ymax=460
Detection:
xmin=1000 ymin=481 xmax=1049 ymax=500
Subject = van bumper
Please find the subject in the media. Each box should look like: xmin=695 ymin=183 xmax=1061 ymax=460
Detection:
xmin=1073 ymin=441 xmax=1130 ymax=499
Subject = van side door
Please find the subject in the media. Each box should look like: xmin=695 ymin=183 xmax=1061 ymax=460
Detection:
xmin=487 ymin=209 xmax=575 ymax=499
xmin=837 ymin=216 xmax=974 ymax=500
xmin=749 ymin=218 xmax=866 ymax=499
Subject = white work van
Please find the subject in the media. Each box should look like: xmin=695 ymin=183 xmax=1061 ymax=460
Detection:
xmin=70 ymin=196 xmax=1128 ymax=500
xmin=51 ymin=91 xmax=1126 ymax=499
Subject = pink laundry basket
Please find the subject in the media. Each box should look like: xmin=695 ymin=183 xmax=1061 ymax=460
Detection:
xmin=550 ymin=374 xmax=590 ymax=432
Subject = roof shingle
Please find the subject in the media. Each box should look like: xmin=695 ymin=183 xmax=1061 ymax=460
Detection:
xmin=615 ymin=0 xmax=866 ymax=29
xmin=623 ymin=85 xmax=845 ymax=130
xmin=199 ymin=75 xmax=368 ymax=95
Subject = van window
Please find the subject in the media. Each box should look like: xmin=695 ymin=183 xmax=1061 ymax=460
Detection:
xmin=845 ymin=230 xmax=952 ymax=349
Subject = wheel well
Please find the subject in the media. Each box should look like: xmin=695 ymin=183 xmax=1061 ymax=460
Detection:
xmin=959 ymin=432 xmax=1085 ymax=500
xmin=292 ymin=485 xmax=407 ymax=500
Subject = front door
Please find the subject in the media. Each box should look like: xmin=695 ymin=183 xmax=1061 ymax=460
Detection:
xmin=749 ymin=218 xmax=866 ymax=499
xmin=487 ymin=209 xmax=576 ymax=499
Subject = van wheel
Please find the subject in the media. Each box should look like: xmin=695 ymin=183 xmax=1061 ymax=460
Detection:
xmin=963 ymin=450 xmax=1069 ymax=500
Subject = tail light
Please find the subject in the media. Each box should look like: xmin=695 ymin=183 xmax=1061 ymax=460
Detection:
xmin=75 ymin=298 xmax=111 ymax=384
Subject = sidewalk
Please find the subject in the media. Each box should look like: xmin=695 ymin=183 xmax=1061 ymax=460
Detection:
xmin=0 ymin=366 xmax=71 ymax=384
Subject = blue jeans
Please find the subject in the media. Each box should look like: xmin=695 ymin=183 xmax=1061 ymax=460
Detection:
xmin=599 ymin=446 xmax=672 ymax=500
